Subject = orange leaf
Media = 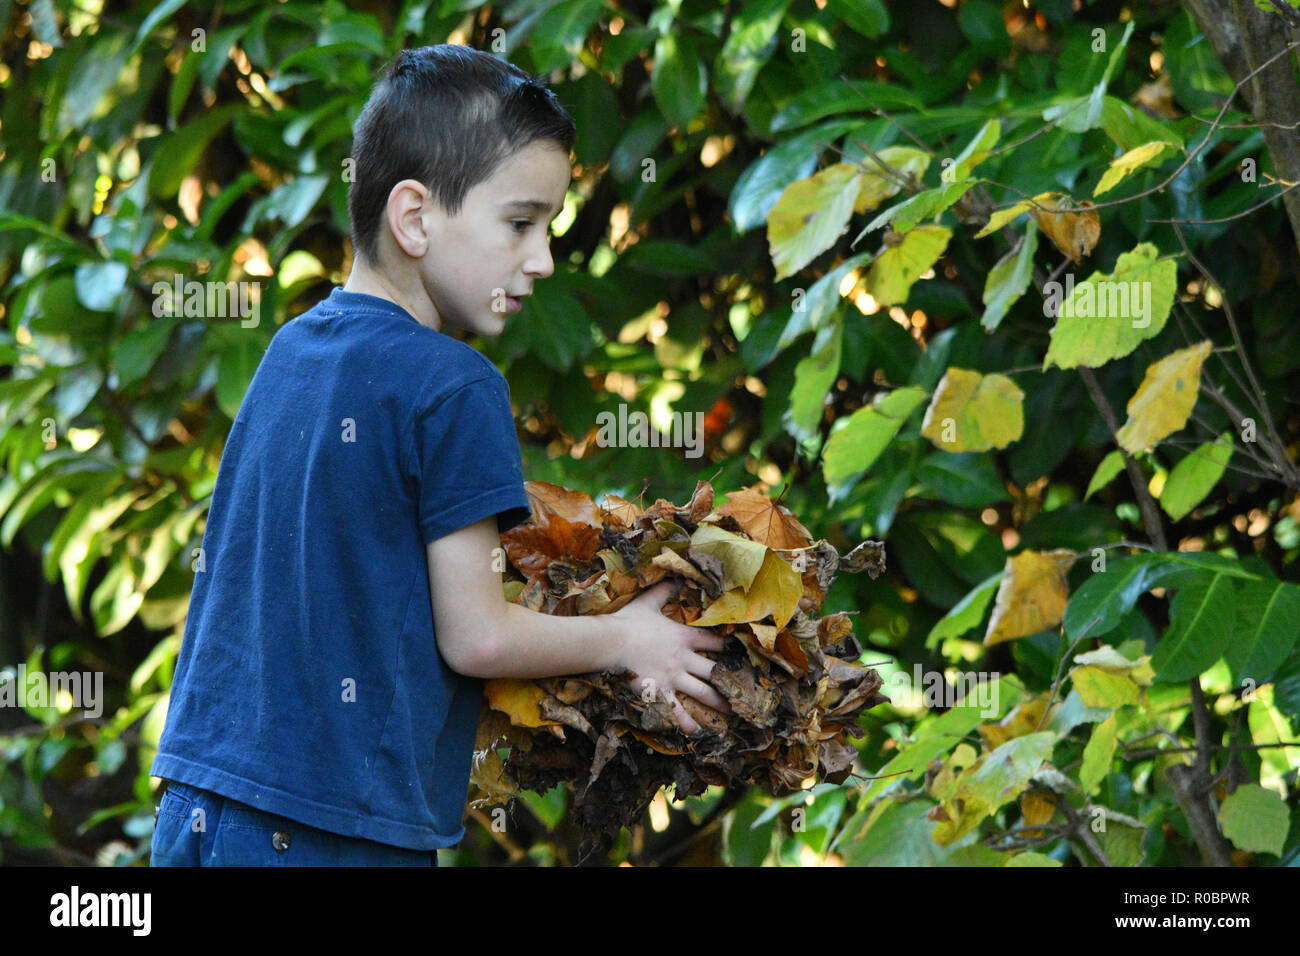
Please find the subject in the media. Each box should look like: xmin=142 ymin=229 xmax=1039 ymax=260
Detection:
xmin=717 ymin=486 xmax=814 ymax=550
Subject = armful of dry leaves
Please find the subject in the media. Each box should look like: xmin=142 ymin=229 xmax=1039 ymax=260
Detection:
xmin=469 ymin=478 xmax=889 ymax=852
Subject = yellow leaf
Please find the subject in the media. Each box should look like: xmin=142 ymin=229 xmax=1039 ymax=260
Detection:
xmin=921 ymin=367 xmax=1025 ymax=451
xmin=984 ymin=549 xmax=1077 ymax=646
xmin=1030 ymin=194 xmax=1100 ymax=263
xmin=978 ymin=695 xmax=1052 ymax=749
xmin=691 ymin=550 xmax=803 ymax=628
xmin=1094 ymin=141 xmax=1173 ymax=196
xmin=484 ymin=678 xmax=563 ymax=728
xmin=1115 ymin=340 xmax=1212 ymax=454
xmin=1019 ymin=791 xmax=1056 ymax=828
xmin=974 ymin=191 xmax=1057 ymax=238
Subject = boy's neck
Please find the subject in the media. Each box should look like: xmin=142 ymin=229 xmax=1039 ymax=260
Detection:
xmin=343 ymin=262 xmax=439 ymax=332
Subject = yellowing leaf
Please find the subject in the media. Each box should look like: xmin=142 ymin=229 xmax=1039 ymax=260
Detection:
xmin=1073 ymin=645 xmax=1155 ymax=685
xmin=978 ymin=695 xmax=1052 ymax=749
xmin=688 ymin=523 xmax=768 ymax=592
xmin=974 ymin=192 xmax=1057 ymax=238
xmin=767 ymin=162 xmax=863 ymax=280
xmin=1030 ymin=195 xmax=1100 ymax=263
xmin=984 ymin=549 xmax=1077 ymax=646
xmin=1019 ymin=792 xmax=1056 ymax=828
xmin=1115 ymin=340 xmax=1212 ymax=454
xmin=1071 ymin=665 xmax=1140 ymax=708
xmin=862 ymin=224 xmax=951 ymax=306
xmin=1079 ymin=713 xmax=1119 ymax=795
xmin=921 ymin=367 xmax=1025 ymax=451
xmin=1093 ymin=141 xmax=1173 ymax=196
xmin=690 ymin=549 xmax=803 ymax=628
xmin=485 ymin=678 xmax=563 ymax=728
xmin=853 ymin=145 xmax=931 ymax=213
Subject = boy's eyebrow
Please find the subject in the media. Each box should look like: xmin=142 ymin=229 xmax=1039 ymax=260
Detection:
xmin=501 ymin=199 xmax=560 ymax=216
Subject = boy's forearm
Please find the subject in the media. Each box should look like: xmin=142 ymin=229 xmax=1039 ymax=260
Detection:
xmin=466 ymin=602 xmax=627 ymax=679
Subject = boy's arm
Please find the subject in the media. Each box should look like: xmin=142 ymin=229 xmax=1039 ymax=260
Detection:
xmin=426 ymin=516 xmax=730 ymax=735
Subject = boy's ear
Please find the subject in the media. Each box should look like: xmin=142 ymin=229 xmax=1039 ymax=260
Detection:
xmin=386 ymin=179 xmax=439 ymax=256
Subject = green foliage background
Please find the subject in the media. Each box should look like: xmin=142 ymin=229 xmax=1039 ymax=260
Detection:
xmin=1 ymin=0 xmax=1298 ymax=866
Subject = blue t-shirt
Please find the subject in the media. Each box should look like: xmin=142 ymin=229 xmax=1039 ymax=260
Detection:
xmin=151 ymin=286 xmax=532 ymax=850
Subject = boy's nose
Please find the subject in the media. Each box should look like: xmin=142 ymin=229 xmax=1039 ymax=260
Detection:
xmin=524 ymin=240 xmax=554 ymax=278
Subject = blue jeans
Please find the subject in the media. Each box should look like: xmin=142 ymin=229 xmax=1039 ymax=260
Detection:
xmin=149 ymin=781 xmax=438 ymax=867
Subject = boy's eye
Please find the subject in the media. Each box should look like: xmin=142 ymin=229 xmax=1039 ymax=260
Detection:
xmin=510 ymin=220 xmax=533 ymax=234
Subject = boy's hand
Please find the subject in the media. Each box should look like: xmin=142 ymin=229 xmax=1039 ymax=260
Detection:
xmin=609 ymin=580 xmax=732 ymax=736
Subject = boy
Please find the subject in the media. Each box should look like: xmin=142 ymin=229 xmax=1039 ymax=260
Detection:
xmin=149 ymin=44 xmax=729 ymax=867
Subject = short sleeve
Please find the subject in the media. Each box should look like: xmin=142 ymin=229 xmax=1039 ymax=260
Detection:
xmin=411 ymin=374 xmax=532 ymax=544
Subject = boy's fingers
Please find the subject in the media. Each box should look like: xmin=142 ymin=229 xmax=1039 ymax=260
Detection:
xmin=669 ymin=694 xmax=701 ymax=736
xmin=679 ymin=676 xmax=731 ymax=715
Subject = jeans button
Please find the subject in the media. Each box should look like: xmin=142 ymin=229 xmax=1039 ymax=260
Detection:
xmin=272 ymin=831 xmax=291 ymax=851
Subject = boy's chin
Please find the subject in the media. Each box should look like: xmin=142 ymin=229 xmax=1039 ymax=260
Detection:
xmin=441 ymin=312 xmax=508 ymax=338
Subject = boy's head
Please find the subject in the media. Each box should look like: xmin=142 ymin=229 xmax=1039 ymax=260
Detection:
xmin=346 ymin=45 xmax=576 ymax=336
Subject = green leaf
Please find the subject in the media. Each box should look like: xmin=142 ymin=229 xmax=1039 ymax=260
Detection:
xmin=1159 ymin=432 xmax=1233 ymax=520
xmin=786 ymin=314 xmax=843 ymax=443
xmin=917 ymin=452 xmax=1010 ymax=508
xmin=925 ymin=571 xmax=1002 ymax=648
xmin=1084 ymin=450 xmax=1126 ymax=501
xmin=215 ymin=336 xmax=264 ymax=419
xmin=530 ymin=0 xmax=603 ymax=72
xmin=981 ymin=221 xmax=1037 ymax=331
xmin=715 ymin=0 xmax=790 ymax=112
xmin=1005 ymin=851 xmax=1062 ymax=866
xmin=729 ymin=119 xmax=863 ymax=232
xmin=826 ymin=0 xmax=889 ymax=37
xmin=149 ymin=103 xmax=243 ymax=200
xmin=773 ymin=251 xmax=873 ymax=359
xmin=1062 ymin=553 xmax=1162 ymax=640
xmin=652 ymin=33 xmax=707 ymax=130
xmin=57 ymin=33 xmax=131 ymax=134
xmin=768 ymin=81 xmax=923 ymax=134
xmin=1099 ymin=96 xmax=1184 ymax=151
xmin=822 ymin=386 xmax=928 ymax=488
xmin=1079 ymin=713 xmax=1118 ymax=795
xmin=130 ymin=0 xmax=188 ymax=57
xmin=861 ymin=180 xmax=976 ymax=237
xmin=74 ymin=261 xmax=129 ymax=312
xmin=1042 ymin=243 xmax=1178 ymax=370
xmin=1219 ymin=784 xmax=1289 ymax=856
xmin=1227 ymin=578 xmax=1300 ymax=685
xmin=1151 ymin=573 xmax=1235 ymax=682
xmin=947 ymin=119 xmax=1000 ymax=182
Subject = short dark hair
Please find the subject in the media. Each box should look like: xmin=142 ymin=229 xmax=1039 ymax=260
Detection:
xmin=347 ymin=44 xmax=576 ymax=265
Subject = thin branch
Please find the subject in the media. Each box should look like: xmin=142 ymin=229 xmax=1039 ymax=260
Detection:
xmin=1148 ymin=180 xmax=1300 ymax=225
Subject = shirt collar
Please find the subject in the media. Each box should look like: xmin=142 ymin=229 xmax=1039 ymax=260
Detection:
xmin=325 ymin=286 xmax=421 ymax=325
